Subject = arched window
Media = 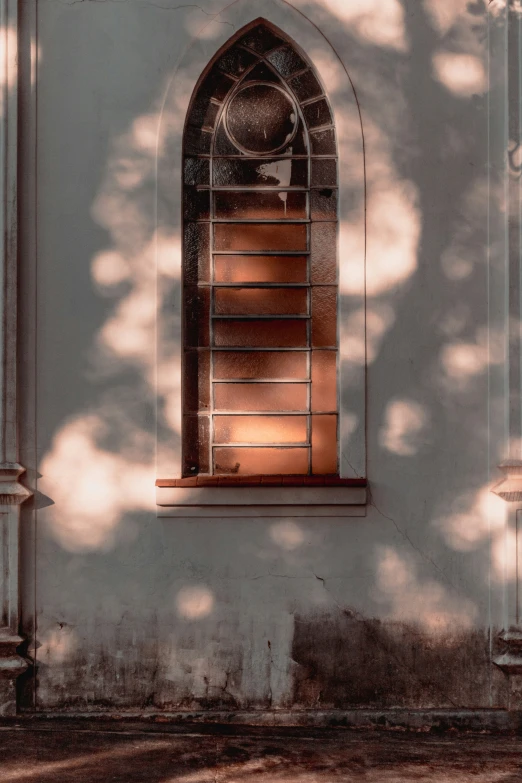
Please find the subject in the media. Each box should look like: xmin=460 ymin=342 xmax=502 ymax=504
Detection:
xmin=183 ymin=22 xmax=338 ymax=479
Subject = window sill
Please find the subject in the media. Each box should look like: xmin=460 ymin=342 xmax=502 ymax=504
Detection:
xmin=156 ymin=476 xmax=367 ymax=517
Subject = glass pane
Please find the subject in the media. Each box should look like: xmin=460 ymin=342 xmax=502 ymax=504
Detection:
xmin=213 ymin=122 xmax=240 ymax=156
xmin=310 ymin=189 xmax=337 ymax=220
xmin=312 ymin=287 xmax=337 ymax=347
xmin=226 ymin=83 xmax=299 ymax=155
xmin=214 ymin=446 xmax=309 ymax=475
xmin=241 ymin=61 xmax=281 ymax=85
xmin=184 ymin=188 xmax=210 ymax=221
xmin=213 ymin=319 xmax=307 ymax=347
xmin=214 ymin=223 xmax=307 ymax=252
xmin=198 ymin=65 xmax=236 ymax=103
xmin=213 ymin=158 xmax=308 ymax=187
xmin=303 ymin=98 xmax=333 ymax=129
xmin=311 ymin=351 xmax=337 ymax=411
xmin=184 ymin=223 xmax=210 ymax=283
xmin=311 ymin=414 xmax=338 ymax=474
xmin=214 ymin=288 xmax=308 ymax=315
xmin=214 ymin=383 xmax=308 ymax=411
xmin=214 ymin=351 xmax=308 ymax=380
xmin=311 ymin=159 xmax=337 ymax=188
xmin=184 ymin=350 xmax=211 ymax=412
xmin=310 ymin=128 xmax=336 ymax=155
xmin=214 ymin=191 xmax=307 ymax=220
xmin=183 ymin=415 xmax=210 ymax=475
xmin=184 ymin=127 xmax=212 ymax=155
xmin=184 ymin=157 xmax=209 ymax=186
xmin=237 ymin=25 xmax=285 ymax=54
xmin=184 ymin=286 xmax=210 ymax=347
xmin=214 ymin=415 xmax=308 ymax=444
xmin=267 ymin=46 xmax=307 ymax=78
xmin=311 ymin=223 xmax=337 ymax=284
xmin=214 ymin=255 xmax=308 ymax=284
xmin=216 ymin=46 xmax=258 ymax=78
xmin=187 ymin=96 xmax=219 ymax=130
xmin=288 ymin=70 xmax=323 ymax=102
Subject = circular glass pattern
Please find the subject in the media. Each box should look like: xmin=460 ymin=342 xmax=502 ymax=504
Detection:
xmin=225 ymin=83 xmax=299 ymax=155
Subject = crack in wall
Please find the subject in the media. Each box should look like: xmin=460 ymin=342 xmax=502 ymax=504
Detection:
xmin=368 ymin=485 xmax=461 ymax=595
xmin=44 ymin=0 xmax=236 ymax=28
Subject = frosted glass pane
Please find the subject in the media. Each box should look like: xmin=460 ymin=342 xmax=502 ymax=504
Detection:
xmin=184 ymin=157 xmax=209 ymax=186
xmin=303 ymin=98 xmax=333 ymax=129
xmin=311 ymin=159 xmax=337 ymax=188
xmin=237 ymin=24 xmax=285 ymax=54
xmin=187 ymin=96 xmax=219 ymax=130
xmin=183 ymin=415 xmax=210 ymax=475
xmin=214 ymin=255 xmax=308 ymax=284
xmin=213 ymin=319 xmax=307 ymax=347
xmin=312 ymin=414 xmax=338 ymax=474
xmin=184 ymin=350 xmax=210 ymax=412
xmin=214 ymin=447 xmax=309 ymax=475
xmin=310 ymin=128 xmax=336 ymax=155
xmin=184 ymin=127 xmax=212 ymax=155
xmin=312 ymin=287 xmax=337 ymax=347
xmin=311 ymin=351 xmax=337 ymax=411
xmin=214 ymin=351 xmax=307 ymax=380
xmin=214 ymin=415 xmax=307 ymax=444
xmin=214 ymin=223 xmax=307 ymax=252
xmin=184 ymin=223 xmax=210 ymax=283
xmin=216 ymin=46 xmax=257 ymax=78
xmin=311 ymin=223 xmax=337 ymax=283
xmin=288 ymin=70 xmax=323 ymax=102
xmin=214 ymin=191 xmax=307 ymax=220
xmin=213 ymin=158 xmax=307 ymax=188
xmin=267 ymin=46 xmax=307 ymax=78
xmin=198 ymin=64 xmax=236 ymax=102
xmin=310 ymin=189 xmax=337 ymax=220
xmin=214 ymin=288 xmax=307 ymax=315
xmin=214 ymin=383 xmax=307 ymax=411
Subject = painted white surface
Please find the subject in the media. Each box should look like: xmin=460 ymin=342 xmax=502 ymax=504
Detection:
xmin=17 ymin=0 xmax=513 ymax=710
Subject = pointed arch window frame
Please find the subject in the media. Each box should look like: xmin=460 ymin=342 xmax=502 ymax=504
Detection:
xmin=155 ymin=10 xmax=366 ymax=515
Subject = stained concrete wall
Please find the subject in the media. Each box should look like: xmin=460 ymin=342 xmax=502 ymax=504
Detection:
xmin=17 ymin=0 xmax=513 ymax=712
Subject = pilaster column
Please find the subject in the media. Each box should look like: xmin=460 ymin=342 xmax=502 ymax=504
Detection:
xmin=491 ymin=2 xmax=522 ymax=687
xmin=0 ymin=0 xmax=32 ymax=716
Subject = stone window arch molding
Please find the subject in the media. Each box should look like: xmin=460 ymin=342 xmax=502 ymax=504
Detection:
xmin=156 ymin=4 xmax=366 ymax=514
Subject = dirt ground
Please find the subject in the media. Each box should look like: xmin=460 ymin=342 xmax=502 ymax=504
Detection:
xmin=0 ymin=723 xmax=521 ymax=782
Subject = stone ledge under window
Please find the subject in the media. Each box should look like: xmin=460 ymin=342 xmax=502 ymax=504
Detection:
xmin=156 ymin=476 xmax=367 ymax=517
xmin=491 ymin=460 xmax=522 ymax=501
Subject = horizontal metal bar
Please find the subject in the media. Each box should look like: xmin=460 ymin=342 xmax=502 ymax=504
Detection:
xmin=189 ymin=154 xmax=335 ymax=160
xmin=212 ymin=251 xmax=310 ymax=256
xmin=202 ymin=219 xmax=335 ymax=224
xmin=209 ymin=187 xmax=309 ymax=192
xmin=211 ymin=219 xmax=310 ymax=224
xmin=211 ymin=314 xmax=310 ymax=319
xmin=212 ymin=379 xmax=310 ymax=383
xmin=194 ymin=186 xmax=337 ymax=191
xmin=198 ymin=284 xmax=337 ymax=288
xmin=210 ymin=283 xmax=311 ymax=288
xmin=187 ymin=347 xmax=338 ymax=351
xmin=212 ymin=410 xmax=311 ymax=415
xmin=212 ymin=443 xmax=311 ymax=448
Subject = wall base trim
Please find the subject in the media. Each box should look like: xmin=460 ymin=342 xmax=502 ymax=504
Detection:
xmin=5 ymin=709 xmax=521 ymax=733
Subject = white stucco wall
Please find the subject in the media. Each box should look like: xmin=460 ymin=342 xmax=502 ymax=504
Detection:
xmin=18 ymin=0 xmax=512 ymax=711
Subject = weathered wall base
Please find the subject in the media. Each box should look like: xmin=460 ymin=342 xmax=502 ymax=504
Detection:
xmin=8 ymin=709 xmax=522 ymax=734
